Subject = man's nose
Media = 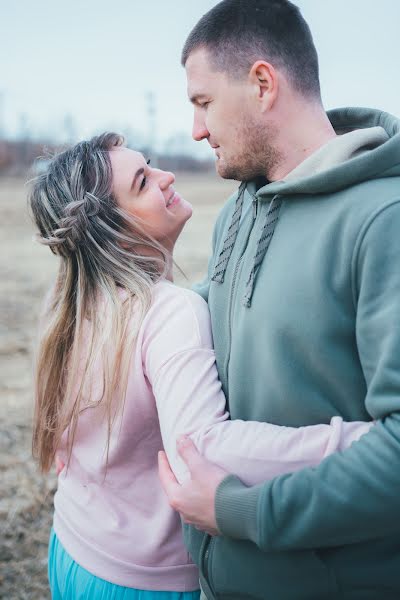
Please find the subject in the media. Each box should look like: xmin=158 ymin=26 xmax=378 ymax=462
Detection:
xmin=192 ymin=115 xmax=209 ymax=142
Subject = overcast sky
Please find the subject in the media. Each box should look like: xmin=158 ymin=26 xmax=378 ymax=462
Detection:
xmin=2 ymin=0 xmax=400 ymax=157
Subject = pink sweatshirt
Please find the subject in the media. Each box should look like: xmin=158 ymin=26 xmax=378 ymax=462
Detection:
xmin=53 ymin=280 xmax=372 ymax=591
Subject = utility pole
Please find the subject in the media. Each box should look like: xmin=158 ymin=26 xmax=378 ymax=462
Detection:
xmin=17 ymin=112 xmax=30 ymax=170
xmin=63 ymin=113 xmax=77 ymax=144
xmin=146 ymin=91 xmax=158 ymax=167
xmin=0 ymin=91 xmax=5 ymax=140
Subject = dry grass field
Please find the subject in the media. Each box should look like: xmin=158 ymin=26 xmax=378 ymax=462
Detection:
xmin=0 ymin=173 xmax=237 ymax=599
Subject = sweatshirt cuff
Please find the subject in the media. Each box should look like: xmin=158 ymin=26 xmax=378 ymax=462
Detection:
xmin=215 ymin=475 xmax=262 ymax=544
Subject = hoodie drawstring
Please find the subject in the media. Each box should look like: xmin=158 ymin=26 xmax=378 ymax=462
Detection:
xmin=243 ymin=195 xmax=282 ymax=307
xmin=211 ymin=182 xmax=246 ymax=283
xmin=211 ymin=184 xmax=282 ymax=307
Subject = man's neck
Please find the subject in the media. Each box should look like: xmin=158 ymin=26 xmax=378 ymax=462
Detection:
xmin=267 ymin=105 xmax=337 ymax=182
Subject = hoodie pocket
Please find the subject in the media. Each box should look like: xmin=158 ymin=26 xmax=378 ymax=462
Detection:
xmin=209 ymin=538 xmax=339 ymax=599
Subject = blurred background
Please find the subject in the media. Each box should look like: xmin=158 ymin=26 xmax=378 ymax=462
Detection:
xmin=1 ymin=1 xmax=399 ymax=597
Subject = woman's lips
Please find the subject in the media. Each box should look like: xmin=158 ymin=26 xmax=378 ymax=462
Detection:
xmin=166 ymin=192 xmax=181 ymax=208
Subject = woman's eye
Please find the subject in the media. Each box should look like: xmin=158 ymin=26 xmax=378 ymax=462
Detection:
xmin=140 ymin=176 xmax=147 ymax=191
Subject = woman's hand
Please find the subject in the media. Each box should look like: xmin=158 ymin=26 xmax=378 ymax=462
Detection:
xmin=55 ymin=454 xmax=65 ymax=475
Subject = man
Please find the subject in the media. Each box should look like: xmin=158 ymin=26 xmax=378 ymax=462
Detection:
xmin=159 ymin=0 xmax=400 ymax=598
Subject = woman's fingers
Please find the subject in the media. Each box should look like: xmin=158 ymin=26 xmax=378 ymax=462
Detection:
xmin=55 ymin=454 xmax=65 ymax=475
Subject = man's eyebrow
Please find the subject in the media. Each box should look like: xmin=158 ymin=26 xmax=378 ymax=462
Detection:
xmin=130 ymin=167 xmax=145 ymax=191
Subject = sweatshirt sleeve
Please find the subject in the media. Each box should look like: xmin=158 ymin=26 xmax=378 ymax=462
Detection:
xmin=142 ymin=284 xmax=372 ymax=486
xmin=215 ymin=200 xmax=400 ymax=550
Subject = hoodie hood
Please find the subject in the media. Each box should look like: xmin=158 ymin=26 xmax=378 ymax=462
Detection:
xmin=256 ymin=107 xmax=400 ymax=198
xmin=211 ymin=107 xmax=400 ymax=306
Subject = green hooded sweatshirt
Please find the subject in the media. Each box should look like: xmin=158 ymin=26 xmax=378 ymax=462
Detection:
xmin=184 ymin=107 xmax=400 ymax=599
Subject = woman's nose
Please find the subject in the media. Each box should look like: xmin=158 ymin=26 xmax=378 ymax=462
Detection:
xmin=157 ymin=168 xmax=175 ymax=188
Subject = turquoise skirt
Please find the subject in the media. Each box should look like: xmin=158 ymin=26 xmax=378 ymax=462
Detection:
xmin=48 ymin=528 xmax=200 ymax=600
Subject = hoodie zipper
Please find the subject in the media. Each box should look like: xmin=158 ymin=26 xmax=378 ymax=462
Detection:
xmin=202 ymin=535 xmax=215 ymax=596
xmin=223 ymin=196 xmax=259 ymax=394
xmin=204 ymin=537 xmax=212 ymax=581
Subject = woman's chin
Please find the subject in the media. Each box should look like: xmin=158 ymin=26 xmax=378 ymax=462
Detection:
xmin=174 ymin=207 xmax=193 ymax=240
xmin=179 ymin=200 xmax=193 ymax=224
xmin=185 ymin=202 xmax=193 ymax=220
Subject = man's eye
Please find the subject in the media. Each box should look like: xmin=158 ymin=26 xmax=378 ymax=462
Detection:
xmin=140 ymin=176 xmax=147 ymax=191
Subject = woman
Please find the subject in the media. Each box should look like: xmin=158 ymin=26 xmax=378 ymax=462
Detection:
xmin=29 ymin=133 xmax=371 ymax=599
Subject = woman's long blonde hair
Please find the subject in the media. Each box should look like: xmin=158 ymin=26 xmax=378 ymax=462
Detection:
xmin=29 ymin=133 xmax=169 ymax=472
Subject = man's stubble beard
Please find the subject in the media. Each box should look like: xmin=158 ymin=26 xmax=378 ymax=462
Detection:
xmin=216 ymin=115 xmax=283 ymax=182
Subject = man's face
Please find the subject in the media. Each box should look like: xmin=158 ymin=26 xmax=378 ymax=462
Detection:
xmin=185 ymin=48 xmax=276 ymax=181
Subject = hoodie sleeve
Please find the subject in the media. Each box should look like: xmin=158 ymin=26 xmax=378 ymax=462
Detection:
xmin=215 ymin=200 xmax=400 ymax=550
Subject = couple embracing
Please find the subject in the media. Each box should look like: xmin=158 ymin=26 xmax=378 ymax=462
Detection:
xmin=31 ymin=1 xmax=400 ymax=599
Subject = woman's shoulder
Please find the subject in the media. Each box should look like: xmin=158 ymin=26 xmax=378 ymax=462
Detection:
xmin=144 ymin=279 xmax=213 ymax=349
xmin=152 ymin=279 xmax=209 ymax=312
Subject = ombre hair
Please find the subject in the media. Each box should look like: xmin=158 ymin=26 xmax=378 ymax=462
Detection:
xmin=29 ymin=133 xmax=170 ymax=472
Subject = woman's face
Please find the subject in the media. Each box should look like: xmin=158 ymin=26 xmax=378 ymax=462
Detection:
xmin=109 ymin=147 xmax=192 ymax=250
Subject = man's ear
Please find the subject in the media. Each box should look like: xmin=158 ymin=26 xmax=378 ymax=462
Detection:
xmin=248 ymin=60 xmax=278 ymax=112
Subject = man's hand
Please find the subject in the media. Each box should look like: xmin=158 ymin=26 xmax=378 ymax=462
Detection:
xmin=158 ymin=436 xmax=228 ymax=536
